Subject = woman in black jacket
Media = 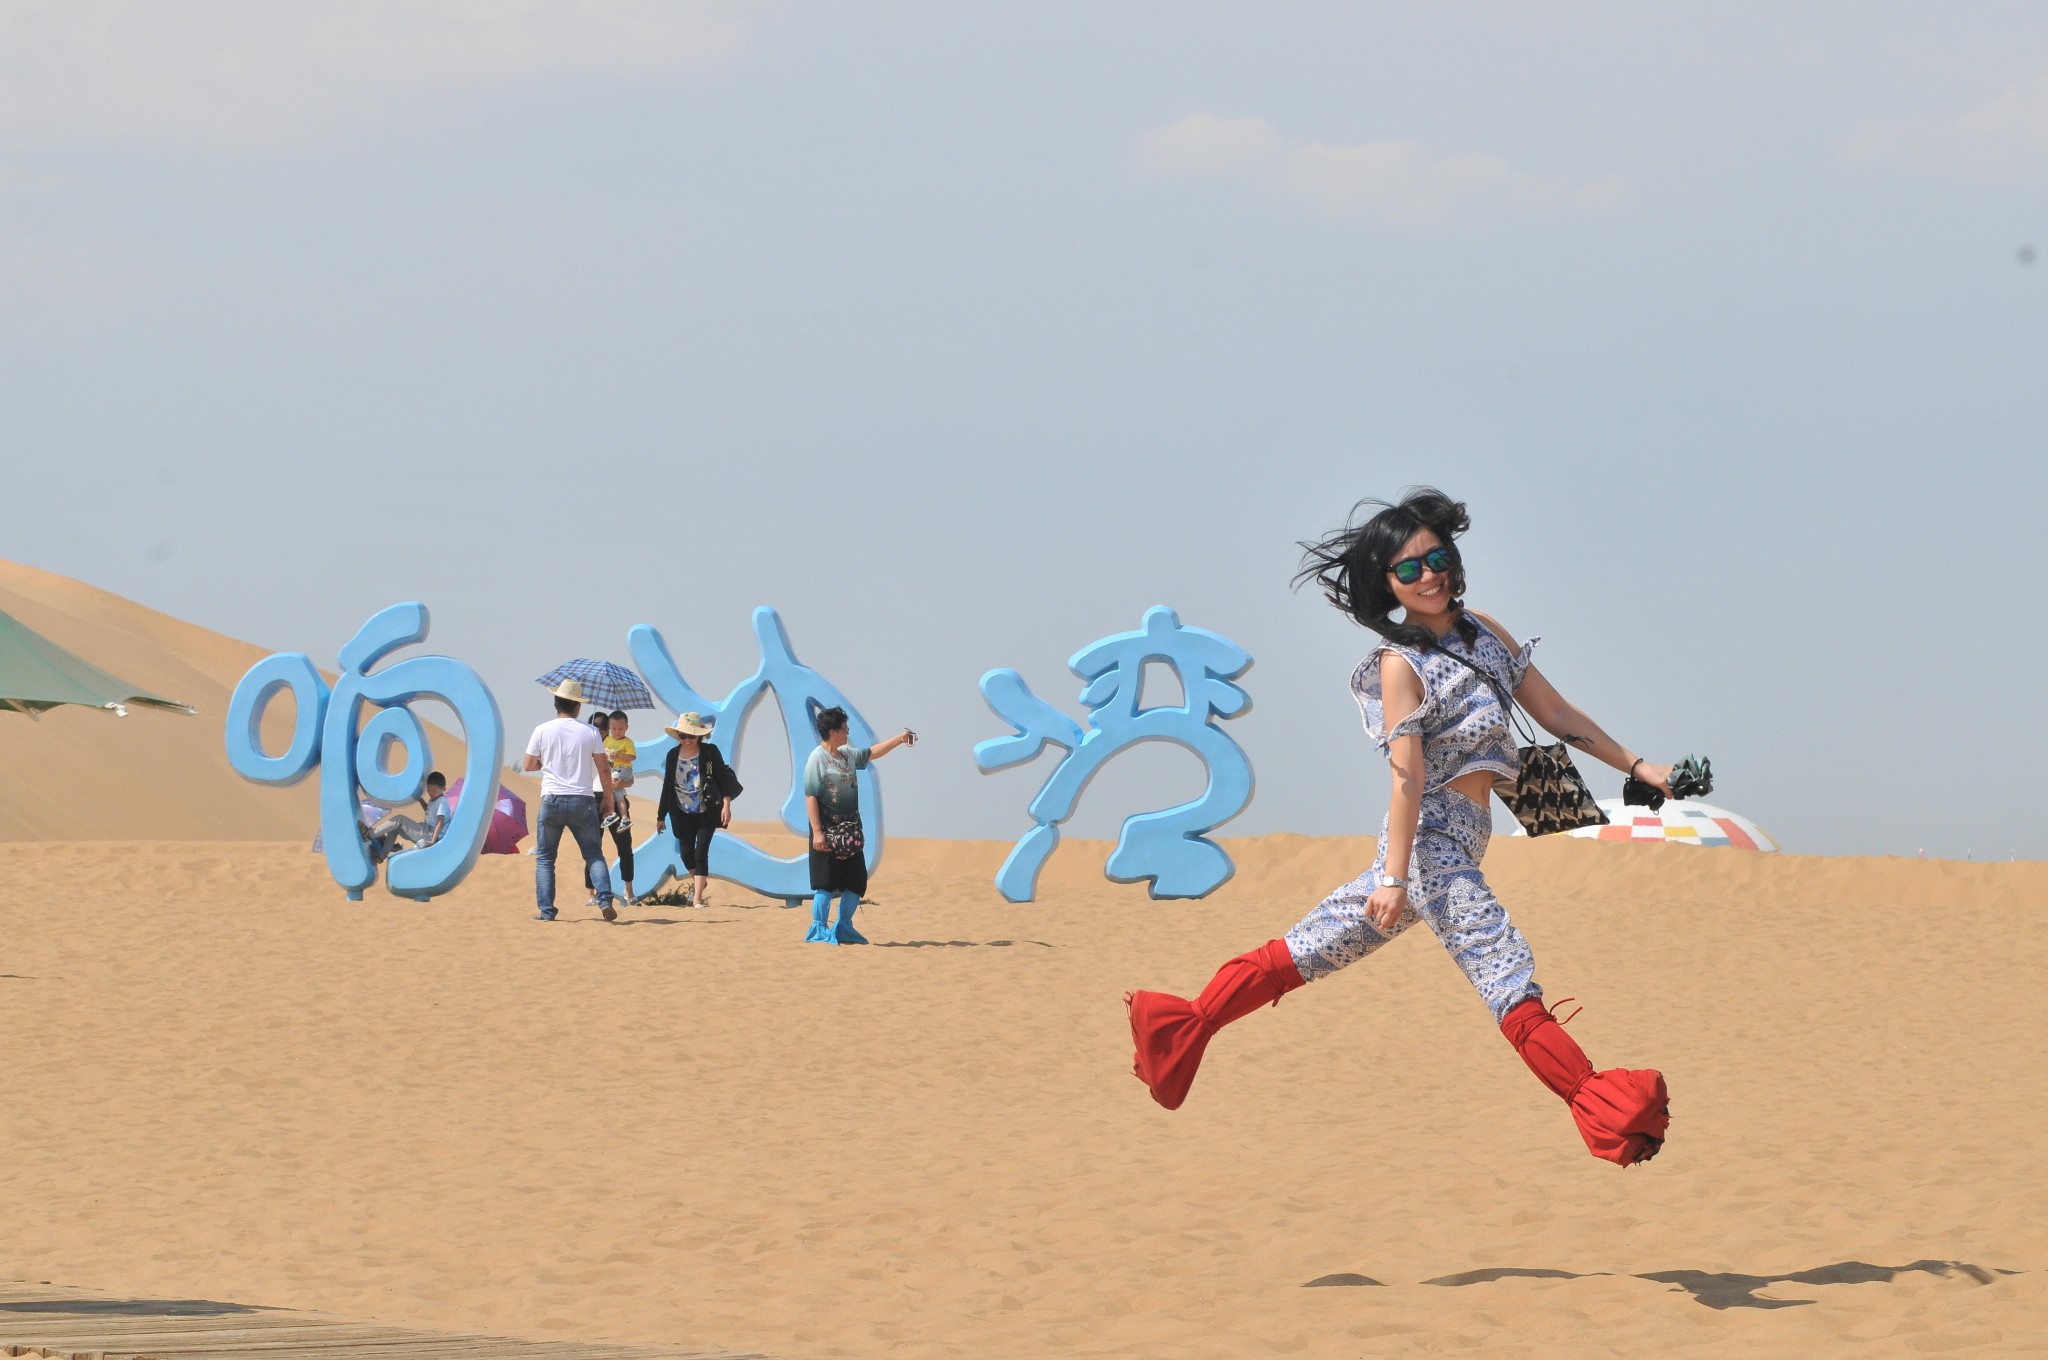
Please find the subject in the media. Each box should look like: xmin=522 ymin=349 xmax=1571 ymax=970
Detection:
xmin=654 ymin=711 xmax=741 ymax=907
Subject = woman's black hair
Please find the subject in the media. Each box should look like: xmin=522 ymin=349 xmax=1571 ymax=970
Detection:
xmin=1294 ymin=486 xmax=1475 ymax=650
xmin=815 ymin=705 xmax=849 ymax=740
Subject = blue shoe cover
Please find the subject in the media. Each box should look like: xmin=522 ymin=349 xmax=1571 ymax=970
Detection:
xmin=804 ymin=892 xmax=838 ymax=944
xmin=833 ymin=893 xmax=868 ymax=945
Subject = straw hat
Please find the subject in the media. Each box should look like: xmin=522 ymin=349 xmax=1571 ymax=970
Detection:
xmin=549 ymin=678 xmax=591 ymax=704
xmin=664 ymin=711 xmax=714 ymax=739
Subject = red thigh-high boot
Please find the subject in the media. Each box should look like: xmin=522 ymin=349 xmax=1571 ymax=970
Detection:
xmin=1500 ymin=997 xmax=1670 ymax=1165
xmin=1127 ymin=939 xmax=1305 ymax=1111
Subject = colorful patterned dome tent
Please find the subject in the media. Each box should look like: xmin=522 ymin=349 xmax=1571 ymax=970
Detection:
xmin=1566 ymin=799 xmax=1779 ymax=851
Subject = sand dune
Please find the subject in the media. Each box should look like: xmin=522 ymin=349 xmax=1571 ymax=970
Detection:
xmin=4 ymin=832 xmax=2046 ymax=1359
xmin=0 ymin=561 xmax=517 ymax=844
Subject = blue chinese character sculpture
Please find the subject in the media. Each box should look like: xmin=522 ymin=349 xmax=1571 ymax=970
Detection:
xmin=975 ymin=606 xmax=1254 ymax=902
xmin=224 ymin=602 xmax=505 ymax=902
xmin=624 ymin=606 xmax=883 ymax=903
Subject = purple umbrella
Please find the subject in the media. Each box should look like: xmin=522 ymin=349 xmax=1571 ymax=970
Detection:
xmin=448 ymin=778 xmax=529 ymax=855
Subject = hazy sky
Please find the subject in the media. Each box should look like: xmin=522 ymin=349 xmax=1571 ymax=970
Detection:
xmin=3 ymin=2 xmax=2043 ymax=859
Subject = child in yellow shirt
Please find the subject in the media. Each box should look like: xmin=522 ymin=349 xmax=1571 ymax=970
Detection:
xmin=601 ymin=712 xmax=637 ymax=831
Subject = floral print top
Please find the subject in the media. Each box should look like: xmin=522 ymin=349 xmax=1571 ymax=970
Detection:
xmin=803 ymin=743 xmax=872 ymax=829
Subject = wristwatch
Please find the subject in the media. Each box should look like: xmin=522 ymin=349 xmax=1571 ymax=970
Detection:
xmin=1381 ymin=875 xmax=1409 ymax=890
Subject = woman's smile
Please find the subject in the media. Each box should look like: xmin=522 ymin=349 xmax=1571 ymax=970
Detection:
xmin=1384 ymin=528 xmax=1458 ymax=619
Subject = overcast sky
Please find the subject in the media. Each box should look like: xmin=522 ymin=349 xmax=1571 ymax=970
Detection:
xmin=3 ymin=1 xmax=2043 ymax=860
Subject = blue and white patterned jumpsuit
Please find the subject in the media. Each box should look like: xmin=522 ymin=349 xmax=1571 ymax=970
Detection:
xmin=1283 ymin=619 xmax=1544 ymax=1022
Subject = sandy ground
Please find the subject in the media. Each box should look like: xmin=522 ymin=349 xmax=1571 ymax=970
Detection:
xmin=5 ymin=830 xmax=2046 ymax=1358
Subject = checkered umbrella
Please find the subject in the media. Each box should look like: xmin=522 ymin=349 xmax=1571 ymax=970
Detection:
xmin=534 ymin=658 xmax=656 ymax=711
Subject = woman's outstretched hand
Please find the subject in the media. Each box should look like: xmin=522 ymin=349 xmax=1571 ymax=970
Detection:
xmin=1366 ymin=883 xmax=1409 ymax=932
xmin=1633 ymin=761 xmax=1675 ymax=796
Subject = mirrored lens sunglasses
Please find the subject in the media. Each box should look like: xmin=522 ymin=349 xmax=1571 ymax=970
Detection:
xmin=1389 ymin=546 xmax=1454 ymax=585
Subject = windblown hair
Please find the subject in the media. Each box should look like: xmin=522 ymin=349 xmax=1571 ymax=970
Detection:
xmin=1294 ymin=486 xmax=1476 ymax=650
xmin=815 ymin=705 xmax=850 ymax=740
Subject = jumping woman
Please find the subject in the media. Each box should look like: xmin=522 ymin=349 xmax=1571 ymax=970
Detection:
xmin=1126 ymin=488 xmax=1673 ymax=1165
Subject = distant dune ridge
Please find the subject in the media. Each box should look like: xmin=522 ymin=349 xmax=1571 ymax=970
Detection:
xmin=5 ymin=559 xmax=2048 ymax=1356
xmin=0 ymin=560 xmax=511 ymax=843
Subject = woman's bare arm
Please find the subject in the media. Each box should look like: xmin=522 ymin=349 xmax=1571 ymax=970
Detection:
xmin=868 ymin=729 xmax=916 ymax=760
xmin=1368 ymin=653 xmax=1427 ymax=930
xmin=1514 ymin=665 xmax=1634 ymax=767
xmin=1471 ymin=610 xmax=1672 ymax=793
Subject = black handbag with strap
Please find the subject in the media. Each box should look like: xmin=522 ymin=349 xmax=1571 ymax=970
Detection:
xmin=707 ymin=744 xmax=744 ymax=805
xmin=1434 ymin=637 xmax=1608 ymax=838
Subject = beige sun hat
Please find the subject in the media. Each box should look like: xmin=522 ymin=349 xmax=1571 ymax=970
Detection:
xmin=664 ymin=711 xmax=714 ymax=739
xmin=549 ymin=678 xmax=591 ymax=704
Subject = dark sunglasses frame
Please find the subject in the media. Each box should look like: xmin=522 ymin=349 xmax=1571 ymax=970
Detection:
xmin=1388 ymin=545 xmax=1455 ymax=585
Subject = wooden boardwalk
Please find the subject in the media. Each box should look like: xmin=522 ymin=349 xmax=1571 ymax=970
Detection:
xmin=0 ymin=1281 xmax=766 ymax=1360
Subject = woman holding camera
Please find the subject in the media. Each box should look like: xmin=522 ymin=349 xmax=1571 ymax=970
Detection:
xmin=804 ymin=706 xmax=917 ymax=945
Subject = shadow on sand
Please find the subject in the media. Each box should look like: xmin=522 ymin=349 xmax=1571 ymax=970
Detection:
xmin=0 ymin=1297 xmax=270 ymax=1317
xmin=605 ymin=917 xmax=737 ymax=926
xmin=1304 ymin=1259 xmax=2014 ymax=1310
xmin=873 ymin=939 xmax=1056 ymax=949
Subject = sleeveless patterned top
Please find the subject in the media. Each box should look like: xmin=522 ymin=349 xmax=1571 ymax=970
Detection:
xmin=1350 ymin=616 xmax=1538 ymax=795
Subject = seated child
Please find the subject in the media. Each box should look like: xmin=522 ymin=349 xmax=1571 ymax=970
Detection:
xmin=367 ymin=771 xmax=450 ymax=863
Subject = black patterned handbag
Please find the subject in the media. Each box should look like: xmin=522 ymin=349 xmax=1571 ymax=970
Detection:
xmin=822 ymin=819 xmax=865 ymax=861
xmin=1501 ymin=734 xmax=1610 ymax=837
xmin=1438 ymin=643 xmax=1608 ymax=838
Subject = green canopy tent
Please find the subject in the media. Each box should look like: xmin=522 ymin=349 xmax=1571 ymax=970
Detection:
xmin=0 ymin=607 xmax=194 ymax=718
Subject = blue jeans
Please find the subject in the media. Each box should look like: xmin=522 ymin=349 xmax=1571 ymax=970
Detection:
xmin=536 ymin=794 xmax=612 ymax=917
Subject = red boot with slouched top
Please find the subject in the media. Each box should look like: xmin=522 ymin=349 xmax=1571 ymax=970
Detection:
xmin=1127 ymin=939 xmax=1305 ymax=1110
xmin=1500 ymin=996 xmax=1669 ymax=1165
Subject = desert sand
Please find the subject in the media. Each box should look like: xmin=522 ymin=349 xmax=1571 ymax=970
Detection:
xmin=4 ymin=566 xmax=2047 ymax=1357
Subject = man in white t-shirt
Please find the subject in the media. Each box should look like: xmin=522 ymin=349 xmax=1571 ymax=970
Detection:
xmin=522 ymin=678 xmax=620 ymax=921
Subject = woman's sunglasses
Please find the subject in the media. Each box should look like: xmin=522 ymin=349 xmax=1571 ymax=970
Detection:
xmin=1388 ymin=545 xmax=1454 ymax=585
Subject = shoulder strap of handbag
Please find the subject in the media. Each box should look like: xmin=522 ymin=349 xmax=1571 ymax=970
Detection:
xmin=1426 ymin=633 xmax=1542 ymax=745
